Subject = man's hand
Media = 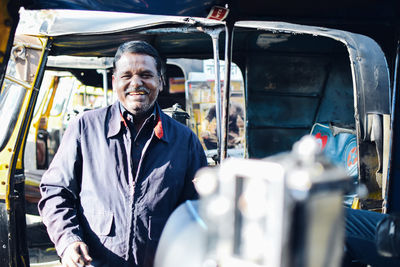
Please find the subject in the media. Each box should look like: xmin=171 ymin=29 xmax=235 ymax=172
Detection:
xmin=62 ymin=241 xmax=92 ymax=267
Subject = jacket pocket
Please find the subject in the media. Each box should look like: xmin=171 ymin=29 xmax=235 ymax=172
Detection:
xmin=144 ymin=216 xmax=168 ymax=267
xmin=148 ymin=216 xmax=168 ymax=241
xmin=85 ymin=211 xmax=114 ymax=236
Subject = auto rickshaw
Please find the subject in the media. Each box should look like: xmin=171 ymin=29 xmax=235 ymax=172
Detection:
xmin=0 ymin=0 xmax=399 ymax=266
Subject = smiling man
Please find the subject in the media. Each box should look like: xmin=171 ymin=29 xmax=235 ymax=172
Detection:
xmin=38 ymin=41 xmax=207 ymax=267
xmin=113 ymin=42 xmax=162 ymax=128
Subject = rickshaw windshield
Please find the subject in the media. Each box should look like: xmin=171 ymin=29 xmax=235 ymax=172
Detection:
xmin=0 ymin=60 xmax=27 ymax=152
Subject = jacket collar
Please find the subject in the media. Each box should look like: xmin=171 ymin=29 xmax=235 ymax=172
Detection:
xmin=107 ymin=101 xmax=168 ymax=143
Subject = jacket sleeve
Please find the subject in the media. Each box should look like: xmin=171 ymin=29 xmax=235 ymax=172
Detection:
xmin=179 ymin=131 xmax=208 ymax=204
xmin=38 ymin=117 xmax=84 ymax=257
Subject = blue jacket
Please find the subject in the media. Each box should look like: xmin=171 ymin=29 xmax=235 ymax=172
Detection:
xmin=38 ymin=101 xmax=207 ymax=266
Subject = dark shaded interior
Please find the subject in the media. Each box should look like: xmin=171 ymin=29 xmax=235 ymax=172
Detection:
xmin=235 ymin=30 xmax=353 ymax=157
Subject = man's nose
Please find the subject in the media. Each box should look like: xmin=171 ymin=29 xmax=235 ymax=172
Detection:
xmin=130 ymin=75 xmax=143 ymax=87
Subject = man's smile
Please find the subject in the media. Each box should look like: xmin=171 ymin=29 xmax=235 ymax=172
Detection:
xmin=128 ymin=91 xmax=147 ymax=95
xmin=125 ymin=86 xmax=150 ymax=97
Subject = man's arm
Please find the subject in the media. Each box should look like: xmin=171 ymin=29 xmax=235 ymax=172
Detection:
xmin=38 ymin=117 xmax=89 ymax=262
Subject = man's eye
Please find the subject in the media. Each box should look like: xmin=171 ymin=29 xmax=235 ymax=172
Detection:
xmin=141 ymin=73 xmax=153 ymax=78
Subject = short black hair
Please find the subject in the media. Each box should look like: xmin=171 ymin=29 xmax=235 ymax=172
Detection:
xmin=113 ymin=40 xmax=164 ymax=76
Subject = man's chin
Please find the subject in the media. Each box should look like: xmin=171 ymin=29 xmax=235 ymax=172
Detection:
xmin=126 ymin=104 xmax=152 ymax=116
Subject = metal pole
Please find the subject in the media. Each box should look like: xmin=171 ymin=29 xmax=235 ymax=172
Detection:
xmin=221 ymin=22 xmax=234 ymax=161
xmin=386 ymin=40 xmax=400 ymax=213
xmin=101 ymin=69 xmax=108 ymax=106
xmin=205 ymin=28 xmax=224 ymax=163
xmin=97 ymin=69 xmax=109 ymax=106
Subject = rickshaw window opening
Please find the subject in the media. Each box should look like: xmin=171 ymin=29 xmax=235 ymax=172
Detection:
xmin=0 ymin=83 xmax=26 ymax=152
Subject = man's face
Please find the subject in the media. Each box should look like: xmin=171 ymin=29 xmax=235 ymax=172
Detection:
xmin=113 ymin=52 xmax=162 ymax=116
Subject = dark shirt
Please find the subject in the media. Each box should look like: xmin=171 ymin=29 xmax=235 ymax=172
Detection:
xmin=119 ymin=103 xmax=156 ymax=179
xmin=38 ymin=101 xmax=207 ymax=267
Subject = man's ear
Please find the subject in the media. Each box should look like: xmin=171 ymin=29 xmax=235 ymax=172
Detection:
xmin=159 ymin=75 xmax=165 ymax=92
xmin=112 ymin=74 xmax=116 ymax=92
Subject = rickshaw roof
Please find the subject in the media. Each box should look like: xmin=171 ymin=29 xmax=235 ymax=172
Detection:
xmin=16 ymin=9 xmax=223 ymax=37
xmin=20 ymin=0 xmax=399 ymax=24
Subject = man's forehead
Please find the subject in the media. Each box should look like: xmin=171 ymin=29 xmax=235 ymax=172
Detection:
xmin=121 ymin=52 xmax=156 ymax=62
xmin=116 ymin=52 xmax=157 ymax=70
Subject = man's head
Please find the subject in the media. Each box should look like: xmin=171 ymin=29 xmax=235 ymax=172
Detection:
xmin=112 ymin=41 xmax=164 ymax=116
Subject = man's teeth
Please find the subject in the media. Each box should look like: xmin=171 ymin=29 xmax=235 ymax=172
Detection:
xmin=128 ymin=91 xmax=146 ymax=95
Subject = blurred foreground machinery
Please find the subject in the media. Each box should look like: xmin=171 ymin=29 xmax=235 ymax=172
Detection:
xmin=155 ymin=136 xmax=353 ymax=267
